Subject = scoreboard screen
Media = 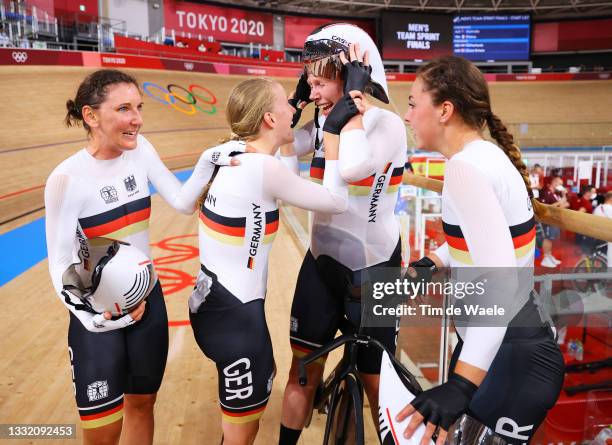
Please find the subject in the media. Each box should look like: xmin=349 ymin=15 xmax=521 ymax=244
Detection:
xmin=381 ymin=12 xmax=453 ymax=60
xmin=453 ymin=15 xmax=531 ymax=61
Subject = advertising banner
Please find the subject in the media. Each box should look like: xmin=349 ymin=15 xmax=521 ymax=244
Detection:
xmin=164 ymin=0 xmax=274 ymax=45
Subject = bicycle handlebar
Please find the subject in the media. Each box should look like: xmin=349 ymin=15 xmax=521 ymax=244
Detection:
xmin=298 ymin=333 xmax=423 ymax=395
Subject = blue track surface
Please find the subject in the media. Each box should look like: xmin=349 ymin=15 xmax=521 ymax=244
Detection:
xmin=0 ymin=170 xmax=193 ymax=287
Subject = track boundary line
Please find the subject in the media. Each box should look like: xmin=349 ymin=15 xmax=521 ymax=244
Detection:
xmin=0 ymin=126 xmax=228 ymax=154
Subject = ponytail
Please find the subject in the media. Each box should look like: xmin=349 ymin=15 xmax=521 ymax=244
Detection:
xmin=65 ymin=69 xmax=139 ymax=133
xmin=486 ymin=112 xmax=533 ymax=200
xmin=64 ymin=99 xmax=82 ymax=128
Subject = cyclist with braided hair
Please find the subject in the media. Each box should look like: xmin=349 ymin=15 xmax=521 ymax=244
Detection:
xmin=396 ymin=56 xmax=564 ymax=445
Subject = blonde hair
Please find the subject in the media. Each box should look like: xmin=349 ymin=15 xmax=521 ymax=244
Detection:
xmin=224 ymin=77 xmax=277 ymax=142
xmin=197 ymin=77 xmax=278 ymax=209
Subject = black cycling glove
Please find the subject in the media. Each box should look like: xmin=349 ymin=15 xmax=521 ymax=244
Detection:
xmin=342 ymin=59 xmax=372 ymax=95
xmin=411 ymin=373 xmax=478 ymax=430
xmin=322 ymin=94 xmax=358 ymax=135
xmin=407 ymin=256 xmax=438 ymax=284
xmin=289 ymin=72 xmax=311 ymax=128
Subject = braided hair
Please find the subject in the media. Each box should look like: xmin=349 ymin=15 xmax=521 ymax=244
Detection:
xmin=416 ymin=56 xmax=533 ymax=199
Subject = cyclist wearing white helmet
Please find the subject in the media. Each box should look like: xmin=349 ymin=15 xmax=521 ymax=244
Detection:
xmin=45 ymin=69 xmax=229 ymax=445
xmin=279 ymin=23 xmax=408 ymax=444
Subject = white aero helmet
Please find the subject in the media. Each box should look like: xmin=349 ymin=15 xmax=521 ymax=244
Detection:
xmin=303 ymin=22 xmax=389 ymax=104
xmin=88 ymin=241 xmax=155 ymax=316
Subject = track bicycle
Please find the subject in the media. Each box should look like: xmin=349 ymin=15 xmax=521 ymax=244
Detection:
xmin=298 ymin=309 xmax=422 ymax=445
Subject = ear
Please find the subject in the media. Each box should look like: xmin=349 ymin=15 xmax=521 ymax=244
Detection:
xmin=262 ymin=111 xmax=275 ymax=129
xmin=82 ymin=105 xmax=98 ymax=128
xmin=439 ymin=100 xmax=455 ymax=124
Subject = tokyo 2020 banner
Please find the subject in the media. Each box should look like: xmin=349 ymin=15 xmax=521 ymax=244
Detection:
xmin=164 ymin=0 xmax=274 ymax=45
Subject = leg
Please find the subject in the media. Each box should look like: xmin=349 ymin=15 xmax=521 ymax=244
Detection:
xmin=281 ymin=356 xmax=325 ymax=430
xmin=192 ymin=296 xmax=274 ymax=445
xmin=356 ymin=324 xmax=397 ymax=434
xmin=119 ymin=393 xmax=156 ymax=445
xmin=221 ymin=419 xmax=260 ymax=445
xmin=280 ymin=251 xmax=341 ymax=444
xmin=354 ymin=241 xmax=402 ymax=434
xmin=83 ymin=421 xmax=122 ymax=445
xmin=359 ymin=372 xmax=380 ymax=432
xmin=68 ymin=313 xmax=127 ymax=444
xmin=123 ymin=283 xmax=168 ymax=445
xmin=542 ymin=238 xmax=552 ymax=256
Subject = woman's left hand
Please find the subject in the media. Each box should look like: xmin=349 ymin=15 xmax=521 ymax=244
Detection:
xmin=396 ymin=374 xmax=478 ymax=445
xmin=348 ymin=91 xmax=366 ymax=115
xmin=339 ymin=42 xmax=371 ymax=95
xmin=202 ymin=145 xmax=243 ymax=167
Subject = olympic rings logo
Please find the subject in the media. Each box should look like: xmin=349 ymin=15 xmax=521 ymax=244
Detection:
xmin=12 ymin=51 xmax=28 ymax=63
xmin=142 ymin=82 xmax=217 ymax=116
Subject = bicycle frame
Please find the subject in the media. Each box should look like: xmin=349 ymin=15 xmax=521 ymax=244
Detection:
xmin=299 ymin=333 xmax=423 ymax=445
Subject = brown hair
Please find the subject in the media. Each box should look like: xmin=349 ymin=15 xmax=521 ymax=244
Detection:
xmin=416 ymin=56 xmax=533 ymax=199
xmin=65 ymin=69 xmax=140 ymax=133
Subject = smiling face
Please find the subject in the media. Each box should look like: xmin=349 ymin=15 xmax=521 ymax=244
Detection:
xmin=306 ymin=73 xmax=344 ymax=117
xmin=268 ymin=81 xmax=296 ymax=146
xmin=86 ymin=82 xmax=143 ymax=154
xmin=403 ymin=77 xmax=444 ymax=152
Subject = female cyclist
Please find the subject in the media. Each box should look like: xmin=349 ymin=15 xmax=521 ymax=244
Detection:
xmin=188 ymin=77 xmax=365 ymax=445
xmin=45 ymin=69 xmax=227 ymax=445
xmin=397 ymin=56 xmax=564 ymax=445
xmin=279 ymin=23 xmax=408 ymax=444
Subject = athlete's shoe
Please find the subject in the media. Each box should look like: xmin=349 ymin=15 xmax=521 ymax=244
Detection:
xmin=550 ymin=254 xmax=562 ymax=265
xmin=541 ymin=255 xmax=558 ymax=268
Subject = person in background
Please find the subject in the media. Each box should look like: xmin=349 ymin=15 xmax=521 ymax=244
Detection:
xmin=593 ymin=191 xmax=612 ymax=266
xmin=570 ymin=184 xmax=596 ymax=213
xmin=539 ymin=176 xmax=569 ymax=267
xmin=0 ymin=26 xmax=11 ymax=48
xmin=570 ymin=184 xmax=598 ymax=256
xmin=529 ymin=163 xmax=544 ymax=199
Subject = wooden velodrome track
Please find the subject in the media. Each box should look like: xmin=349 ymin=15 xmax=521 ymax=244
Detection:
xmin=1 ymin=65 xmax=611 ymax=444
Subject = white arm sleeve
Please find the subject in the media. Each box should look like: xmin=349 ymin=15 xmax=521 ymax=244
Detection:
xmin=138 ymin=136 xmax=207 ymax=215
xmin=45 ymin=174 xmax=134 ymax=333
xmin=45 ymin=173 xmax=81 ymax=296
xmin=338 ymin=116 xmax=407 ymax=182
xmin=263 ymin=157 xmax=348 ymax=214
xmin=278 ymin=154 xmax=299 ymax=175
xmin=293 ymin=119 xmax=317 ymax=157
xmin=445 ymin=159 xmax=518 ymax=371
xmin=433 ymin=242 xmax=450 ymax=267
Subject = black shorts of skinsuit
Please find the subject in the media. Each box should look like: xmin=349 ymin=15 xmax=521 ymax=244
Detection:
xmin=449 ymin=319 xmax=564 ymax=443
xmin=68 ymin=281 xmax=168 ymax=429
xmin=289 ymin=240 xmax=401 ymax=374
xmin=190 ymin=277 xmax=275 ymax=425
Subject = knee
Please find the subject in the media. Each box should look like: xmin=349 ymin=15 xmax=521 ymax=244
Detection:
xmin=124 ymin=393 xmax=157 ymax=414
xmin=285 ymin=379 xmax=316 ymax=401
xmin=286 ymin=361 xmax=321 ymax=397
xmin=83 ymin=421 xmax=122 ymax=445
xmin=222 ymin=421 xmax=260 ymax=445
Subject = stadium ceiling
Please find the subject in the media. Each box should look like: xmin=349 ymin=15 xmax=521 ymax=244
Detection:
xmin=216 ymin=0 xmax=612 ymax=19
